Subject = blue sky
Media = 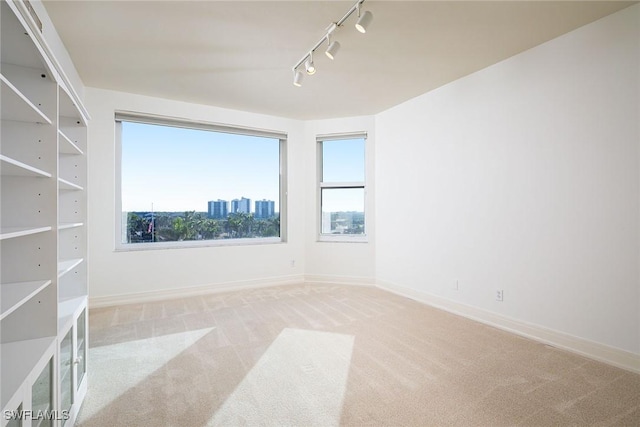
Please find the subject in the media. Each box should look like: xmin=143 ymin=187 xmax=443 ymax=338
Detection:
xmin=121 ymin=121 xmax=365 ymax=212
xmin=121 ymin=122 xmax=279 ymax=212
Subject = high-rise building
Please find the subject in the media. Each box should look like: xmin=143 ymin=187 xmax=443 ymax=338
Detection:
xmin=231 ymin=197 xmax=251 ymax=214
xmin=255 ymin=199 xmax=275 ymax=219
xmin=208 ymin=199 xmax=228 ymax=219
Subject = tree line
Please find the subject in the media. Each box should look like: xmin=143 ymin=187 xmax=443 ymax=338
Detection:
xmin=127 ymin=211 xmax=279 ymax=243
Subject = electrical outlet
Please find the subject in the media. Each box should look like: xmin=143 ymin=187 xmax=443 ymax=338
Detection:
xmin=453 ymin=280 xmax=459 ymax=291
xmin=290 ymin=259 xmax=296 ymax=268
xmin=496 ymin=290 xmax=504 ymax=302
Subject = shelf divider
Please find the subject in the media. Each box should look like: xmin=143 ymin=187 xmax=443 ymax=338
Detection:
xmin=1 ymin=73 xmax=52 ymax=124
xmin=58 ymin=178 xmax=83 ymax=191
xmin=1 ymin=280 xmax=53 ymax=320
xmin=58 ymin=258 xmax=83 ymax=278
xmin=1 ymin=155 xmax=52 ymax=178
xmin=58 ymin=222 xmax=84 ymax=230
xmin=0 ymin=226 xmax=52 ymax=241
xmin=58 ymin=130 xmax=83 ymax=155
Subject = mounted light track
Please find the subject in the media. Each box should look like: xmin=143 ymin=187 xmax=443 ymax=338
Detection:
xmin=292 ymin=0 xmax=373 ymax=87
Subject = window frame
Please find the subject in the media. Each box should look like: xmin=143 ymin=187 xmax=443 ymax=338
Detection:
xmin=114 ymin=111 xmax=288 ymax=251
xmin=317 ymin=132 xmax=368 ymax=243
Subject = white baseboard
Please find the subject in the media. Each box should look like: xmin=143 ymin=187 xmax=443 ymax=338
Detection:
xmin=304 ymin=274 xmax=375 ymax=287
xmin=376 ymin=279 xmax=640 ymax=375
xmin=89 ymin=274 xmax=305 ymax=308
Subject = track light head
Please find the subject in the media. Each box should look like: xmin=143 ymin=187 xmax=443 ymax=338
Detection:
xmin=325 ymin=40 xmax=341 ymax=60
xmin=356 ymin=10 xmax=373 ymax=33
xmin=293 ymin=69 xmax=303 ymax=87
xmin=305 ymin=54 xmax=316 ymax=75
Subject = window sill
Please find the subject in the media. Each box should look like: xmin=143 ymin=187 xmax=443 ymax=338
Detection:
xmin=115 ymin=237 xmax=283 ymax=252
xmin=317 ymin=234 xmax=368 ymax=243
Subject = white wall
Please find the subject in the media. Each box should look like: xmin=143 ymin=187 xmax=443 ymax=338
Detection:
xmin=86 ymin=88 xmax=377 ymax=301
xmin=376 ymin=5 xmax=640 ymax=355
xmin=86 ymin=88 xmax=306 ymax=300
xmin=303 ymin=116 xmax=376 ymax=284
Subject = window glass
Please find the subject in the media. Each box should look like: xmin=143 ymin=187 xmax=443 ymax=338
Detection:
xmin=321 ymin=188 xmax=365 ymax=235
xmin=322 ymin=139 xmax=365 ymax=182
xmin=119 ymin=120 xmax=283 ymax=246
xmin=319 ymin=136 xmax=366 ymax=238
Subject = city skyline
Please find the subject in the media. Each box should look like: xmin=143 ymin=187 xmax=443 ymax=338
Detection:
xmin=208 ymin=197 xmax=276 ymax=218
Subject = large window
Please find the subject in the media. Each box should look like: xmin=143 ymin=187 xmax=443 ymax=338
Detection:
xmin=116 ymin=113 xmax=286 ymax=248
xmin=318 ymin=134 xmax=366 ymax=240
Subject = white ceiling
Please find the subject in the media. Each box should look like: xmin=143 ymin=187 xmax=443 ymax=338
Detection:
xmin=43 ymin=1 xmax=634 ymax=120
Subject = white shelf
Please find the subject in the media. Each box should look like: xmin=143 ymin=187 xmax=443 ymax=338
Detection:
xmin=0 ymin=154 xmax=51 ymax=177
xmin=58 ymin=222 xmax=84 ymax=230
xmin=58 ymin=296 xmax=86 ymax=334
xmin=1 ymin=336 xmax=56 ymax=409
xmin=1 ymin=1 xmax=45 ymax=70
xmin=0 ymin=73 xmax=52 ymax=124
xmin=58 ymin=258 xmax=83 ymax=278
xmin=1 ymin=280 xmax=52 ymax=320
xmin=59 ymin=85 xmax=89 ymax=126
xmin=0 ymin=226 xmax=52 ymax=241
xmin=58 ymin=130 xmax=83 ymax=155
xmin=58 ymin=178 xmax=83 ymax=191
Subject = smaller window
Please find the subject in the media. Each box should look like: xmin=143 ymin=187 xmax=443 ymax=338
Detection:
xmin=318 ymin=134 xmax=367 ymax=240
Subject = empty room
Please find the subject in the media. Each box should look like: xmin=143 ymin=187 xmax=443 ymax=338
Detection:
xmin=1 ymin=0 xmax=639 ymax=425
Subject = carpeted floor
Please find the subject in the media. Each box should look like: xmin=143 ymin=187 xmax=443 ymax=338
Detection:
xmin=78 ymin=284 xmax=640 ymax=426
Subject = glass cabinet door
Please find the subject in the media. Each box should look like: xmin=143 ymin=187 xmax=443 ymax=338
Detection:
xmin=76 ymin=309 xmax=87 ymax=386
xmin=31 ymin=358 xmax=53 ymax=427
xmin=60 ymin=328 xmax=73 ymax=424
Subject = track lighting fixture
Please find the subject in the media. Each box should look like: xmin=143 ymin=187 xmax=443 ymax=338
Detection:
xmin=291 ymin=0 xmax=373 ymax=87
xmin=325 ymin=36 xmax=341 ymax=60
xmin=355 ymin=9 xmax=373 ymax=33
xmin=305 ymin=52 xmax=316 ymax=75
xmin=293 ymin=70 xmax=303 ymax=87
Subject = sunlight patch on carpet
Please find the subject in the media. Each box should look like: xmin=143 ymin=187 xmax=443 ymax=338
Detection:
xmin=79 ymin=328 xmax=214 ymax=422
xmin=209 ymin=328 xmax=355 ymax=427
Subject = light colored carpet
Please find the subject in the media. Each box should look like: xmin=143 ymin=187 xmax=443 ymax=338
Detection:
xmin=79 ymin=284 xmax=640 ymax=426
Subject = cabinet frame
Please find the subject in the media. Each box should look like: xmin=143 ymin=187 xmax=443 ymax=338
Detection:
xmin=1 ymin=1 xmax=89 ymax=426
xmin=57 ymin=301 xmax=87 ymax=427
xmin=0 ymin=341 xmax=56 ymax=427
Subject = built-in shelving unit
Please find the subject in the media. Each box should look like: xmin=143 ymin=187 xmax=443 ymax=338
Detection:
xmin=1 ymin=1 xmax=89 ymax=425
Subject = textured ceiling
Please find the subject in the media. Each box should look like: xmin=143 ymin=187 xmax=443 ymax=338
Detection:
xmin=43 ymin=1 xmax=634 ymax=120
